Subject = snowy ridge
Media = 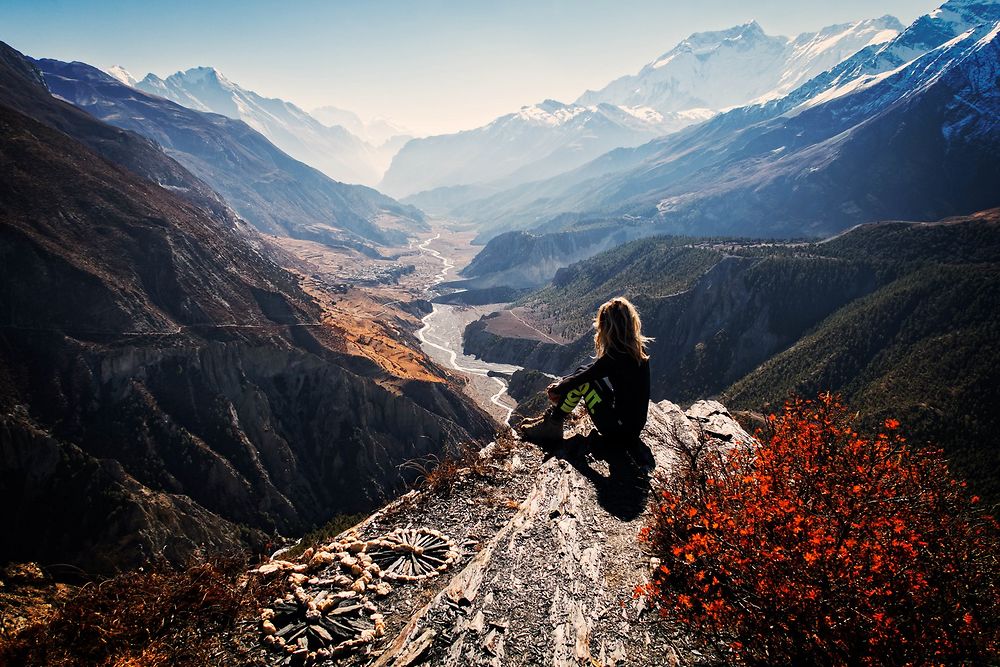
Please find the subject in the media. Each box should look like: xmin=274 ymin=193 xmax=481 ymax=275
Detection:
xmin=104 ymin=64 xmax=137 ymax=88
xmin=134 ymin=67 xmax=389 ymax=184
xmin=383 ymin=15 xmax=902 ymax=201
xmin=577 ymin=16 xmax=903 ymax=113
xmin=778 ymin=0 xmax=1000 ymax=113
xmin=793 ymin=25 xmax=992 ymax=114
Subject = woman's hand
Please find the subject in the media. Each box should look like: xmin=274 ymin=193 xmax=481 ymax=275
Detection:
xmin=546 ymin=382 xmax=561 ymax=403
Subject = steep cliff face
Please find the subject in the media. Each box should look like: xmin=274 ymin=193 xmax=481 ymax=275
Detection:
xmin=464 ymin=315 xmax=584 ymax=375
xmin=2 ymin=338 xmax=493 ymax=572
xmin=0 ymin=44 xmax=493 ymax=573
xmin=0 ymin=414 xmax=259 ymax=575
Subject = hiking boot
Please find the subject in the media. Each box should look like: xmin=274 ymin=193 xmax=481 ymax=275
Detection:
xmin=518 ymin=408 xmax=565 ymax=442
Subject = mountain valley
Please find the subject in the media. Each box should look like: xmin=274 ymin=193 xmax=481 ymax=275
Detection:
xmin=1 ymin=0 xmax=999 ymax=663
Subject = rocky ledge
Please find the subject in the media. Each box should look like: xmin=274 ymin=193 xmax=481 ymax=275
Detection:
xmin=253 ymin=399 xmax=752 ymax=666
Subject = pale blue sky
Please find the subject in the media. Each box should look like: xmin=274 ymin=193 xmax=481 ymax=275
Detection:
xmin=1 ymin=0 xmax=939 ymax=134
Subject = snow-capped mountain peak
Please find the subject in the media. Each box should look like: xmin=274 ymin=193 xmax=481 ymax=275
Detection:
xmin=647 ymin=20 xmax=775 ymax=70
xmin=577 ymin=16 xmax=902 ymax=113
xmin=134 ymin=66 xmax=384 ymax=184
xmin=104 ymin=64 xmax=136 ymax=87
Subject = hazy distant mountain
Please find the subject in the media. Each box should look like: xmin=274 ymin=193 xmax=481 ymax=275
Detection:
xmin=311 ymin=105 xmax=412 ymax=145
xmin=381 ymin=100 xmax=706 ymax=200
xmin=41 ymin=59 xmax=427 ymax=249
xmin=134 ymin=67 xmax=382 ymax=184
xmin=577 ymin=17 xmax=902 ymax=111
xmin=380 ymin=16 xmax=901 ymax=203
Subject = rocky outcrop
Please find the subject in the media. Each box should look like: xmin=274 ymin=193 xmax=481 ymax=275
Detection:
xmin=254 ymin=399 xmax=752 ymax=666
xmin=505 ymin=369 xmax=555 ymax=423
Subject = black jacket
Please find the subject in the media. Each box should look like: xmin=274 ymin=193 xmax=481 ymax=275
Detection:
xmin=552 ymin=350 xmax=650 ymax=437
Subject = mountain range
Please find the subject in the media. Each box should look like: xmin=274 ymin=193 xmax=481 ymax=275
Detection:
xmin=577 ymin=17 xmax=903 ymax=111
xmin=456 ymin=0 xmax=1000 ymax=286
xmin=111 ymin=65 xmax=392 ymax=185
xmin=38 ymin=59 xmax=426 ymax=251
xmin=0 ymin=41 xmax=490 ymax=573
xmin=383 ymin=15 xmax=902 ymax=202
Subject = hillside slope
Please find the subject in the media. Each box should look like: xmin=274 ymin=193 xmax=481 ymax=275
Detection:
xmin=464 ymin=213 xmax=1000 ymax=498
xmin=35 ymin=58 xmax=426 ymax=251
xmin=0 ymin=44 xmax=492 ymax=574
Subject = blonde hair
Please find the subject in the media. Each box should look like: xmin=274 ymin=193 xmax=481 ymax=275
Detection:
xmin=593 ymin=297 xmax=652 ymax=363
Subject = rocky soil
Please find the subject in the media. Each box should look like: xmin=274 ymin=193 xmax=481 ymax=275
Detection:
xmin=250 ymin=399 xmax=752 ymax=666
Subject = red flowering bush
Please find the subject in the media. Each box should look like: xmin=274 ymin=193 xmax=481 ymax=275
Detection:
xmin=638 ymin=394 xmax=1000 ymax=665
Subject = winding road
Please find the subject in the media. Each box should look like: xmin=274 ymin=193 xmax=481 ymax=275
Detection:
xmin=415 ymin=234 xmax=519 ymax=427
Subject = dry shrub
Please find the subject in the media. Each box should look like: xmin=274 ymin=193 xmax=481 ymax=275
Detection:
xmin=639 ymin=393 xmax=1000 ymax=665
xmin=0 ymin=555 xmax=282 ymax=667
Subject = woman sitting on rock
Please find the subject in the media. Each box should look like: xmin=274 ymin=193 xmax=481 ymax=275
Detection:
xmin=518 ymin=297 xmax=653 ymax=466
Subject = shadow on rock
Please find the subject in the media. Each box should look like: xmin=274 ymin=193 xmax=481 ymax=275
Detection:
xmin=535 ymin=432 xmax=651 ymax=521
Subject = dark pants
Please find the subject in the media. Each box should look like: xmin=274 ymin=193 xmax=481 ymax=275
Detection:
xmin=557 ymin=376 xmax=630 ymax=441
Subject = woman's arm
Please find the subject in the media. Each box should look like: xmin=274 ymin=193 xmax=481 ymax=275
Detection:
xmin=547 ymin=355 xmax=612 ymax=398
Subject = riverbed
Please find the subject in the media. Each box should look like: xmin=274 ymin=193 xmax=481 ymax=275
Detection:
xmin=415 ymin=234 xmax=520 ymax=427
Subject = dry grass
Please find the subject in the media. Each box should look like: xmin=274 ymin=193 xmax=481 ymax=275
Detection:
xmin=402 ymin=433 xmax=522 ymax=500
xmin=0 ymin=555 xmax=283 ymax=667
